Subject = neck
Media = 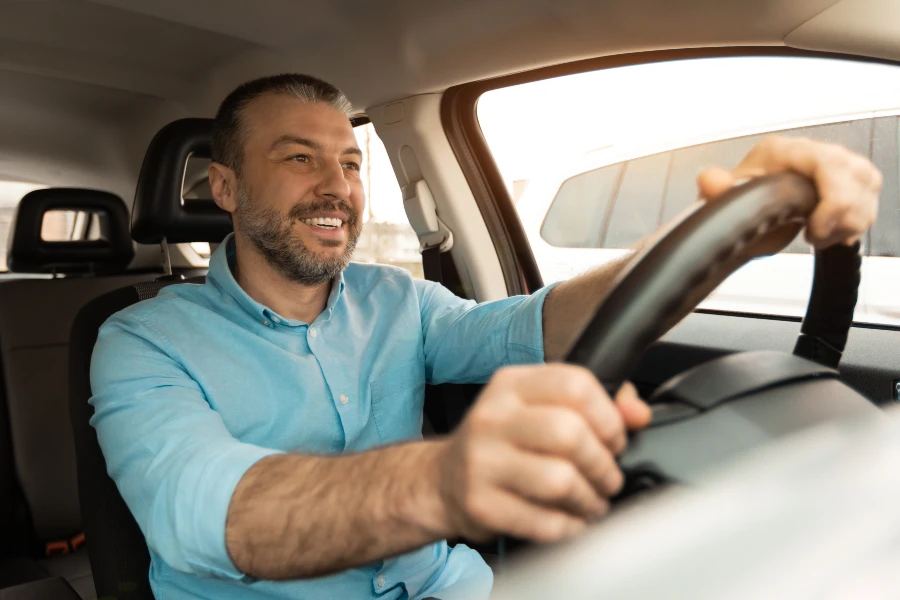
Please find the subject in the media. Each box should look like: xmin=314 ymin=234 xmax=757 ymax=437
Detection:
xmin=231 ymin=234 xmax=332 ymax=324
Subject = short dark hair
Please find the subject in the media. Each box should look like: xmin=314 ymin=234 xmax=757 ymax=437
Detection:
xmin=211 ymin=73 xmax=353 ymax=175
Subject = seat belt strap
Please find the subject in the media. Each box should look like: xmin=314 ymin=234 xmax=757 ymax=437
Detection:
xmin=421 ymin=245 xmax=443 ymax=286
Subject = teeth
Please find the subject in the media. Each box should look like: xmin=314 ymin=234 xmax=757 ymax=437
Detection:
xmin=302 ymin=217 xmax=343 ymax=228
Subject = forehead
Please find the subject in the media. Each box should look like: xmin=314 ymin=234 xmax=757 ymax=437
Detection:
xmin=241 ymin=92 xmax=356 ymax=150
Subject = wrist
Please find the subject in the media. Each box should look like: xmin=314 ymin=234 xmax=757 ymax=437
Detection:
xmin=393 ymin=439 xmax=455 ymax=540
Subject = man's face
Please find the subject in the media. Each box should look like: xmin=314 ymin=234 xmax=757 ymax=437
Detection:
xmin=231 ymin=94 xmax=365 ymax=285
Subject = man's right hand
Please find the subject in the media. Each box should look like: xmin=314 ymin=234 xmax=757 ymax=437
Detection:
xmin=435 ymin=364 xmax=651 ymax=543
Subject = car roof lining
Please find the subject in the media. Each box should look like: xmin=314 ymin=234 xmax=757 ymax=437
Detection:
xmin=0 ymin=0 xmax=891 ymax=114
xmin=0 ymin=0 xmax=893 ymax=247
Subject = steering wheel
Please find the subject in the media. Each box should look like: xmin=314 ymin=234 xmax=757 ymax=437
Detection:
xmin=563 ymin=173 xmax=880 ymax=491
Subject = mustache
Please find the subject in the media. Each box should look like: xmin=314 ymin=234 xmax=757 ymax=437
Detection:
xmin=288 ymin=198 xmax=359 ymax=226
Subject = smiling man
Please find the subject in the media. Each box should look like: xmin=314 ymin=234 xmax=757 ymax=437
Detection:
xmin=90 ymin=74 xmax=881 ymax=600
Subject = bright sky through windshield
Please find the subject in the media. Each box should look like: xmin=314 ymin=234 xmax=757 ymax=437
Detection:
xmin=478 ymin=56 xmax=900 ymax=187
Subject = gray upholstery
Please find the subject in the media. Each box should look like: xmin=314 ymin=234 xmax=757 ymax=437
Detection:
xmin=37 ymin=552 xmax=94 ymax=600
xmin=0 ymin=275 xmax=149 ymax=599
xmin=0 ymin=575 xmax=82 ymax=600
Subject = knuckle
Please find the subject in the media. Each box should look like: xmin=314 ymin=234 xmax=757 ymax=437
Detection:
xmin=605 ymin=467 xmax=625 ymax=495
xmin=848 ymin=155 xmax=875 ymax=184
xmin=544 ymin=463 xmax=579 ymax=500
xmin=757 ymin=134 xmax=783 ymax=153
xmin=549 ymin=412 xmax=586 ymax=452
xmin=468 ymin=404 xmax=506 ymax=433
xmin=560 ymin=366 xmax=598 ymax=400
xmin=490 ymin=365 xmax=519 ymax=387
xmin=871 ymin=166 xmax=884 ymax=190
xmin=535 ymin=514 xmax=570 ymax=542
xmin=598 ymin=412 xmax=625 ymax=445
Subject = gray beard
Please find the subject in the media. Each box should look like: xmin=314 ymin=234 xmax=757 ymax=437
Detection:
xmin=234 ymin=183 xmax=361 ymax=286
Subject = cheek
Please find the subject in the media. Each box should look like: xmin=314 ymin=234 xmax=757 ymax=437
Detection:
xmin=350 ymin=184 xmax=367 ymax=216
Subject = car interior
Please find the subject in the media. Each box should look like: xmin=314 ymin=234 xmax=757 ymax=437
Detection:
xmin=0 ymin=1 xmax=899 ymax=598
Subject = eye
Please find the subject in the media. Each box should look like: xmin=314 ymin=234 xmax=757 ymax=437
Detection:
xmin=343 ymin=161 xmax=362 ymax=172
xmin=289 ymin=154 xmax=311 ymax=163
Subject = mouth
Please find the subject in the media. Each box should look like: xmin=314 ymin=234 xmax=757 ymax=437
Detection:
xmin=301 ymin=216 xmax=345 ymax=231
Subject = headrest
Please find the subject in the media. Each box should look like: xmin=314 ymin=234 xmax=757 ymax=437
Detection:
xmin=7 ymin=188 xmax=134 ymax=274
xmin=131 ymin=118 xmax=233 ymax=244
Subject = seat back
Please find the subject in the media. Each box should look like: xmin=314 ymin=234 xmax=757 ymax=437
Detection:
xmin=69 ymin=118 xmax=221 ymax=599
xmin=69 ymin=279 xmax=202 ymax=600
xmin=0 ymin=189 xmax=144 ymax=557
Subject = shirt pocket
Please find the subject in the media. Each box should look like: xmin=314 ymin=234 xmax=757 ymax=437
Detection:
xmin=370 ymin=360 xmax=426 ymax=445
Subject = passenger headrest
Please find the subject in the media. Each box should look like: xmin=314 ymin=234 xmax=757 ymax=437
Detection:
xmin=8 ymin=188 xmax=134 ymax=274
xmin=131 ymin=118 xmax=232 ymax=244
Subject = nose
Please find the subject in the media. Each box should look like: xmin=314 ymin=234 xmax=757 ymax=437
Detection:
xmin=314 ymin=159 xmax=351 ymax=201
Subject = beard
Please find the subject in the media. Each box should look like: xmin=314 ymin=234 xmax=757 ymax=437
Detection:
xmin=234 ymin=182 xmax=361 ymax=286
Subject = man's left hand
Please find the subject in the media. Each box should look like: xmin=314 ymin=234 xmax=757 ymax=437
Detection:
xmin=698 ymin=135 xmax=882 ymax=248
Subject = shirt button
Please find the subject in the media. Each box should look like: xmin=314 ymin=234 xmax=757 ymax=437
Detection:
xmin=339 ymin=394 xmax=349 ymax=405
xmin=262 ymin=320 xmax=271 ymax=327
xmin=376 ymin=575 xmax=385 ymax=588
xmin=272 ymin=316 xmax=281 ymax=324
xmin=309 ymin=327 xmax=318 ymax=338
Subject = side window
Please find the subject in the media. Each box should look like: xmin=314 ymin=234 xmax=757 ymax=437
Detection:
xmin=870 ymin=116 xmax=900 ymax=256
xmin=478 ymin=55 xmax=900 ymax=325
xmin=604 ymin=152 xmax=670 ymax=249
xmin=541 ymin=164 xmax=621 ymax=247
xmin=541 ymin=118 xmax=880 ymax=254
xmin=0 ymin=181 xmax=45 ymax=272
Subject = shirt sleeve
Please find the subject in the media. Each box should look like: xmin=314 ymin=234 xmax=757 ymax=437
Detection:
xmin=414 ymin=280 xmax=559 ymax=385
xmin=89 ymin=309 xmax=282 ymax=580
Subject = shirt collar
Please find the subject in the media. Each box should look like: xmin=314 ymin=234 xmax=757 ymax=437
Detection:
xmin=208 ymin=233 xmax=345 ymax=326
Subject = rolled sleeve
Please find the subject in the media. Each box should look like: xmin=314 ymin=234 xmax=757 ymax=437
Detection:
xmin=90 ymin=311 xmax=282 ymax=579
xmin=415 ymin=280 xmax=560 ymax=384
xmin=504 ymin=282 xmax=559 ymax=365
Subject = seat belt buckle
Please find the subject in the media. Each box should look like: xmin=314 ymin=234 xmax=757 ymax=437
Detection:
xmin=45 ymin=540 xmax=70 ymax=557
xmin=44 ymin=532 xmax=85 ymax=556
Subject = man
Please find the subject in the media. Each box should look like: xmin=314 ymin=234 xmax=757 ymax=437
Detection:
xmin=90 ymin=74 xmax=880 ymax=600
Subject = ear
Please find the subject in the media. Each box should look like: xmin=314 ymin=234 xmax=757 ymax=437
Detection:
xmin=209 ymin=162 xmax=239 ymax=214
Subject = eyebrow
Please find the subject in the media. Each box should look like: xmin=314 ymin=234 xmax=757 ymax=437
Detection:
xmin=270 ymin=135 xmax=362 ymax=157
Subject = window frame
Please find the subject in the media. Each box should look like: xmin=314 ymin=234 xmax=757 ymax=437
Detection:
xmin=441 ymin=46 xmax=900 ymax=296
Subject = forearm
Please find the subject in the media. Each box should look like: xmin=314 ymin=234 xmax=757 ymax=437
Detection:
xmin=542 ymin=253 xmax=635 ymax=362
xmin=225 ymin=439 xmax=452 ymax=580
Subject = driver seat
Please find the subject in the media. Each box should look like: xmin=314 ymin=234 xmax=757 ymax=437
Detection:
xmin=68 ymin=119 xmax=229 ymax=599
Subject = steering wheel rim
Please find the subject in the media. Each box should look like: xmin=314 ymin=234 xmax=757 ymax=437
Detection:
xmin=564 ymin=173 xmax=861 ymax=393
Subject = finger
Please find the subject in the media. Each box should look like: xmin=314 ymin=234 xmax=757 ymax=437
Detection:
xmin=506 ymin=405 xmax=622 ymax=489
xmin=495 ymin=445 xmax=614 ymax=517
xmin=730 ymin=136 xmax=880 ymax=247
xmin=697 ymin=166 xmax=767 ymax=201
xmin=615 ymin=382 xmax=652 ymax=431
xmin=697 ymin=166 xmax=737 ymax=200
xmin=493 ymin=365 xmax=626 ymax=453
xmin=468 ymin=487 xmax=588 ymax=543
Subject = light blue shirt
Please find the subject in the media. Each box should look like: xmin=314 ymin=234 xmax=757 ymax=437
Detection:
xmin=90 ymin=234 xmax=553 ymax=600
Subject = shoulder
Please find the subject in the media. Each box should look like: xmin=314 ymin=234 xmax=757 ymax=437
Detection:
xmin=98 ymin=281 xmax=210 ymax=344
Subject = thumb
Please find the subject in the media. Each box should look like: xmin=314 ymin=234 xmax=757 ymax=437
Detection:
xmin=697 ymin=166 xmax=738 ymax=201
xmin=615 ymin=382 xmax=652 ymax=430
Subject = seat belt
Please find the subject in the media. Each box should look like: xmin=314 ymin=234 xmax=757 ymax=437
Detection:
xmin=421 ymin=244 xmax=452 ymax=436
xmin=404 ymin=178 xmax=455 ymax=436
xmin=421 ymin=245 xmax=443 ymax=285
